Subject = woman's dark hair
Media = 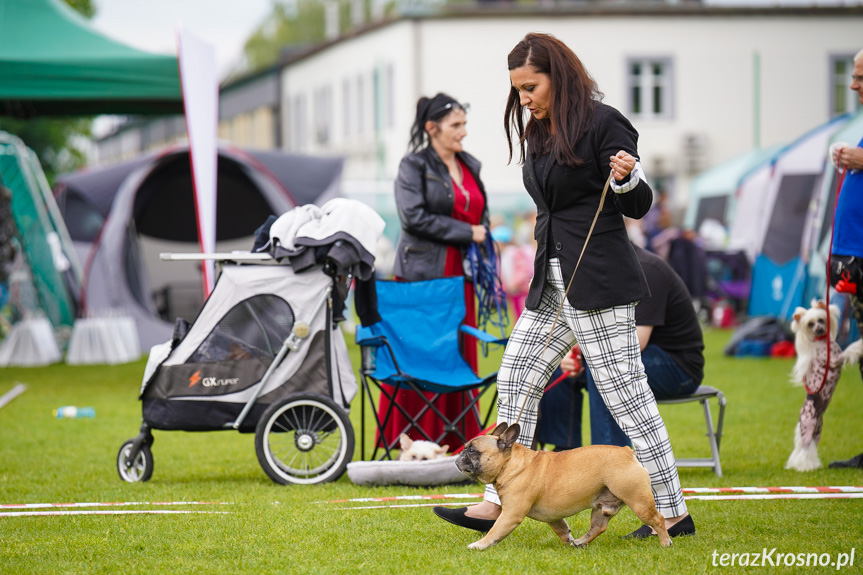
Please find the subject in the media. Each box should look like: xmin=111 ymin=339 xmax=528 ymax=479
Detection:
xmin=504 ymin=33 xmax=603 ymax=166
xmin=408 ymin=92 xmax=467 ymax=152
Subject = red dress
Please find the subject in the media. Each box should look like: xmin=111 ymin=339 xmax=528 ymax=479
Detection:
xmin=378 ymin=159 xmax=485 ymax=450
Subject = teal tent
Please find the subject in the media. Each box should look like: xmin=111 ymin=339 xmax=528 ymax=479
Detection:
xmin=684 ymin=145 xmax=784 ymax=232
xmin=0 ymin=130 xmax=77 ymax=329
xmin=0 ymin=0 xmax=182 ymax=117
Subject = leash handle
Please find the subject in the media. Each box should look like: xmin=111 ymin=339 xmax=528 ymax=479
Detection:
xmin=810 ymin=166 xmax=847 ymax=395
xmin=512 ymin=174 xmax=613 ymax=425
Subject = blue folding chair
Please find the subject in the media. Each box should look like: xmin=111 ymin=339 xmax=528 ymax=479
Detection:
xmin=356 ymin=277 xmax=506 ymax=460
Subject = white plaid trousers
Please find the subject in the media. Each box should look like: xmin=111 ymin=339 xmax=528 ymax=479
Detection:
xmin=484 ymin=258 xmax=687 ymax=517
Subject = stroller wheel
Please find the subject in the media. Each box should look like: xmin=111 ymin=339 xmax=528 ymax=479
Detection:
xmin=255 ymin=394 xmax=354 ymax=485
xmin=117 ymin=440 xmax=154 ymax=483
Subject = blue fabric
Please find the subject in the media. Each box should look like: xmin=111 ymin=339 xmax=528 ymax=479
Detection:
xmin=587 ymin=344 xmax=698 ymax=447
xmin=355 ymin=277 xmax=487 ymax=393
xmin=747 ymin=254 xmax=806 ymax=320
xmin=832 ymin=137 xmax=863 ymax=259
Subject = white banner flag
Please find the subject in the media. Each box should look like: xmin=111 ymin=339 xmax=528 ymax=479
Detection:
xmin=176 ymin=27 xmax=218 ymax=296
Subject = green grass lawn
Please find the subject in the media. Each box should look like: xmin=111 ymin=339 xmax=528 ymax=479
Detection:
xmin=1 ymin=328 xmax=862 ymax=574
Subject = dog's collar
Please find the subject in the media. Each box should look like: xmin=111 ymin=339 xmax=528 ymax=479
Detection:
xmin=814 ymin=334 xmax=829 ymax=341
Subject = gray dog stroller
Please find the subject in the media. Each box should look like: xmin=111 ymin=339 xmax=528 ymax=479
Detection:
xmin=117 ymin=200 xmax=383 ymax=485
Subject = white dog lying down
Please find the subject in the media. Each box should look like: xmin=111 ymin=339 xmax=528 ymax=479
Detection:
xmin=398 ymin=434 xmax=449 ymax=461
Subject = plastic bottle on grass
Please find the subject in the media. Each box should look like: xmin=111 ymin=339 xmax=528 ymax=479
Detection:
xmin=53 ymin=406 xmax=95 ymax=418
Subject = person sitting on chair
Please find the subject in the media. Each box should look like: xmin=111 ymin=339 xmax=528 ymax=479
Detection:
xmin=552 ymin=242 xmax=705 ymax=447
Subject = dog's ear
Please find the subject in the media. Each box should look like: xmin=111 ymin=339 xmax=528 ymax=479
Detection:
xmin=816 ymin=299 xmax=827 ymax=310
xmin=438 ymin=444 xmax=449 ymax=455
xmin=490 ymin=422 xmax=508 ymax=437
xmin=792 ymin=307 xmax=806 ymax=331
xmin=500 ymin=423 xmax=520 ymax=450
xmin=399 ymin=434 xmax=413 ymax=451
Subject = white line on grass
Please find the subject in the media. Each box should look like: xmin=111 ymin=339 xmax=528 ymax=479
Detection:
xmin=0 ymin=383 xmax=27 ymax=410
xmin=332 ymin=492 xmax=863 ymax=510
xmin=0 ymin=501 xmax=232 ymax=509
xmin=317 ymin=486 xmax=863 ymax=504
xmin=0 ymin=510 xmax=231 ymax=518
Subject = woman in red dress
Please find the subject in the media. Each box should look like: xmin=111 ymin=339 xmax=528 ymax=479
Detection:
xmin=380 ymin=92 xmax=489 ymax=450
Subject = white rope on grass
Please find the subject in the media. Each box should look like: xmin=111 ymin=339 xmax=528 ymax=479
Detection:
xmin=0 ymin=383 xmax=26 ymax=410
xmin=332 ymin=492 xmax=863 ymax=511
xmin=0 ymin=501 xmax=231 ymax=509
xmin=316 ymin=486 xmax=863 ymax=505
xmin=0 ymin=510 xmax=231 ymax=518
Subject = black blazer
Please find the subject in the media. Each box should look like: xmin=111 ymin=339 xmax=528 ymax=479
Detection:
xmin=524 ymin=103 xmax=652 ymax=311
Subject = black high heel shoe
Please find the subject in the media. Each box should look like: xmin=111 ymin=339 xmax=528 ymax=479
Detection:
xmin=624 ymin=514 xmax=696 ymax=539
xmin=432 ymin=507 xmax=497 ymax=533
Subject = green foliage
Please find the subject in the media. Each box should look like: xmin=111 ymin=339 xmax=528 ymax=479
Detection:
xmin=0 ymin=0 xmax=96 ymax=184
xmin=64 ymin=0 xmax=96 ymax=19
xmin=1 ymin=329 xmax=862 ymax=574
xmin=0 ymin=116 xmax=92 ymax=184
xmin=243 ymin=0 xmax=328 ymax=71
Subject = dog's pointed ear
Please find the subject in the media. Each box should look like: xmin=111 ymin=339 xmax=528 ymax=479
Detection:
xmin=792 ymin=307 xmax=806 ymax=330
xmin=438 ymin=444 xmax=449 ymax=455
xmin=490 ymin=422 xmax=508 ymax=437
xmin=399 ymin=433 xmax=413 ymax=450
xmin=501 ymin=423 xmax=520 ymax=449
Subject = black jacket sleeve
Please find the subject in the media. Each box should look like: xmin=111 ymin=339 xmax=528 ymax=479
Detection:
xmin=595 ymin=107 xmax=653 ymax=219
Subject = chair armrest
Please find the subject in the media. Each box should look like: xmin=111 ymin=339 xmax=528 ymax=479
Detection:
xmin=356 ymin=334 xmax=386 ymax=347
xmin=459 ymin=325 xmax=508 ymax=345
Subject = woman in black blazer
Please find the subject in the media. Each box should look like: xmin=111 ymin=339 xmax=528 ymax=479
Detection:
xmin=434 ymin=33 xmax=695 ymax=540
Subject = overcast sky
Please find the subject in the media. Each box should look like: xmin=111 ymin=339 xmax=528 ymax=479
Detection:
xmin=90 ymin=0 xmax=276 ymax=78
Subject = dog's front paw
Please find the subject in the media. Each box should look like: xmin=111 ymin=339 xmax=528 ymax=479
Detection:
xmin=468 ymin=540 xmax=491 ymax=551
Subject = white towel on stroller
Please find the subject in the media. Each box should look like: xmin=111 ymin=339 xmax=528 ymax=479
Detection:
xmin=270 ymin=199 xmax=384 ymax=257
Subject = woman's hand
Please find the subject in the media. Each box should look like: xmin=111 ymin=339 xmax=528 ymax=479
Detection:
xmin=610 ymin=150 xmax=636 ymax=181
xmin=471 ymin=225 xmax=487 ymax=243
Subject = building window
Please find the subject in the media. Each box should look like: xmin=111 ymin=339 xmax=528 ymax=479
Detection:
xmin=291 ymin=93 xmax=307 ymax=150
xmin=386 ymin=63 xmax=395 ymax=129
xmin=627 ymin=58 xmax=673 ymax=120
xmin=357 ymin=74 xmax=365 ymax=135
xmin=830 ymin=54 xmax=861 ymax=117
xmin=314 ymin=85 xmax=332 ymax=145
xmin=342 ymin=78 xmax=351 ymax=137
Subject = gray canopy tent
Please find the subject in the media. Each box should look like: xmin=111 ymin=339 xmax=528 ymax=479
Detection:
xmin=55 ymin=144 xmax=345 ymax=350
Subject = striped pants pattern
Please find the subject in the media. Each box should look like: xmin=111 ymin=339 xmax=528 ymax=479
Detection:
xmin=484 ymin=258 xmax=688 ymax=518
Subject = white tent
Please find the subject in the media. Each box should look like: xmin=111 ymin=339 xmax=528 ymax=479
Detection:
xmin=728 ymin=114 xmax=852 ymax=319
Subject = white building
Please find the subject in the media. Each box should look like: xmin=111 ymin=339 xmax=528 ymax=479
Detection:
xmin=279 ymin=3 xmax=863 ymax=223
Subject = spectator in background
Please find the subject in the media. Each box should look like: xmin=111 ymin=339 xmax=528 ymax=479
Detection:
xmin=498 ymin=212 xmax=536 ymax=318
xmin=827 ymin=48 xmax=863 ymax=469
xmin=382 ymin=92 xmax=489 ymax=449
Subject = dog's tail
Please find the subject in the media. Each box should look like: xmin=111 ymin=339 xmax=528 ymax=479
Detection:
xmin=841 ymin=339 xmax=863 ymax=368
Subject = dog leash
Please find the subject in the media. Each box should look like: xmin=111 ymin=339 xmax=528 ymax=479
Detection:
xmin=511 ymin=173 xmax=613 ymax=426
xmin=810 ymin=167 xmax=848 ymax=395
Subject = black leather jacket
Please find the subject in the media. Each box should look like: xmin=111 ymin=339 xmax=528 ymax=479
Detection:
xmin=393 ymin=147 xmax=489 ymax=281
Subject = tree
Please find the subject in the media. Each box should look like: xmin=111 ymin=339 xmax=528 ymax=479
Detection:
xmin=1 ymin=0 xmax=96 ymax=183
xmin=243 ymin=0 xmax=328 ymax=71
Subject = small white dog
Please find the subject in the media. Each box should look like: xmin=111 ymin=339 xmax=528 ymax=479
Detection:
xmin=786 ymin=300 xmax=863 ymax=472
xmin=398 ymin=434 xmax=449 ymax=462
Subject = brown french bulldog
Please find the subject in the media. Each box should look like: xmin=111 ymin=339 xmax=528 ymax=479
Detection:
xmin=455 ymin=422 xmax=671 ymax=550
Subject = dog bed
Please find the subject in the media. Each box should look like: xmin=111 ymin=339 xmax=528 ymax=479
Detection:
xmin=346 ymin=456 xmax=469 ymax=486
